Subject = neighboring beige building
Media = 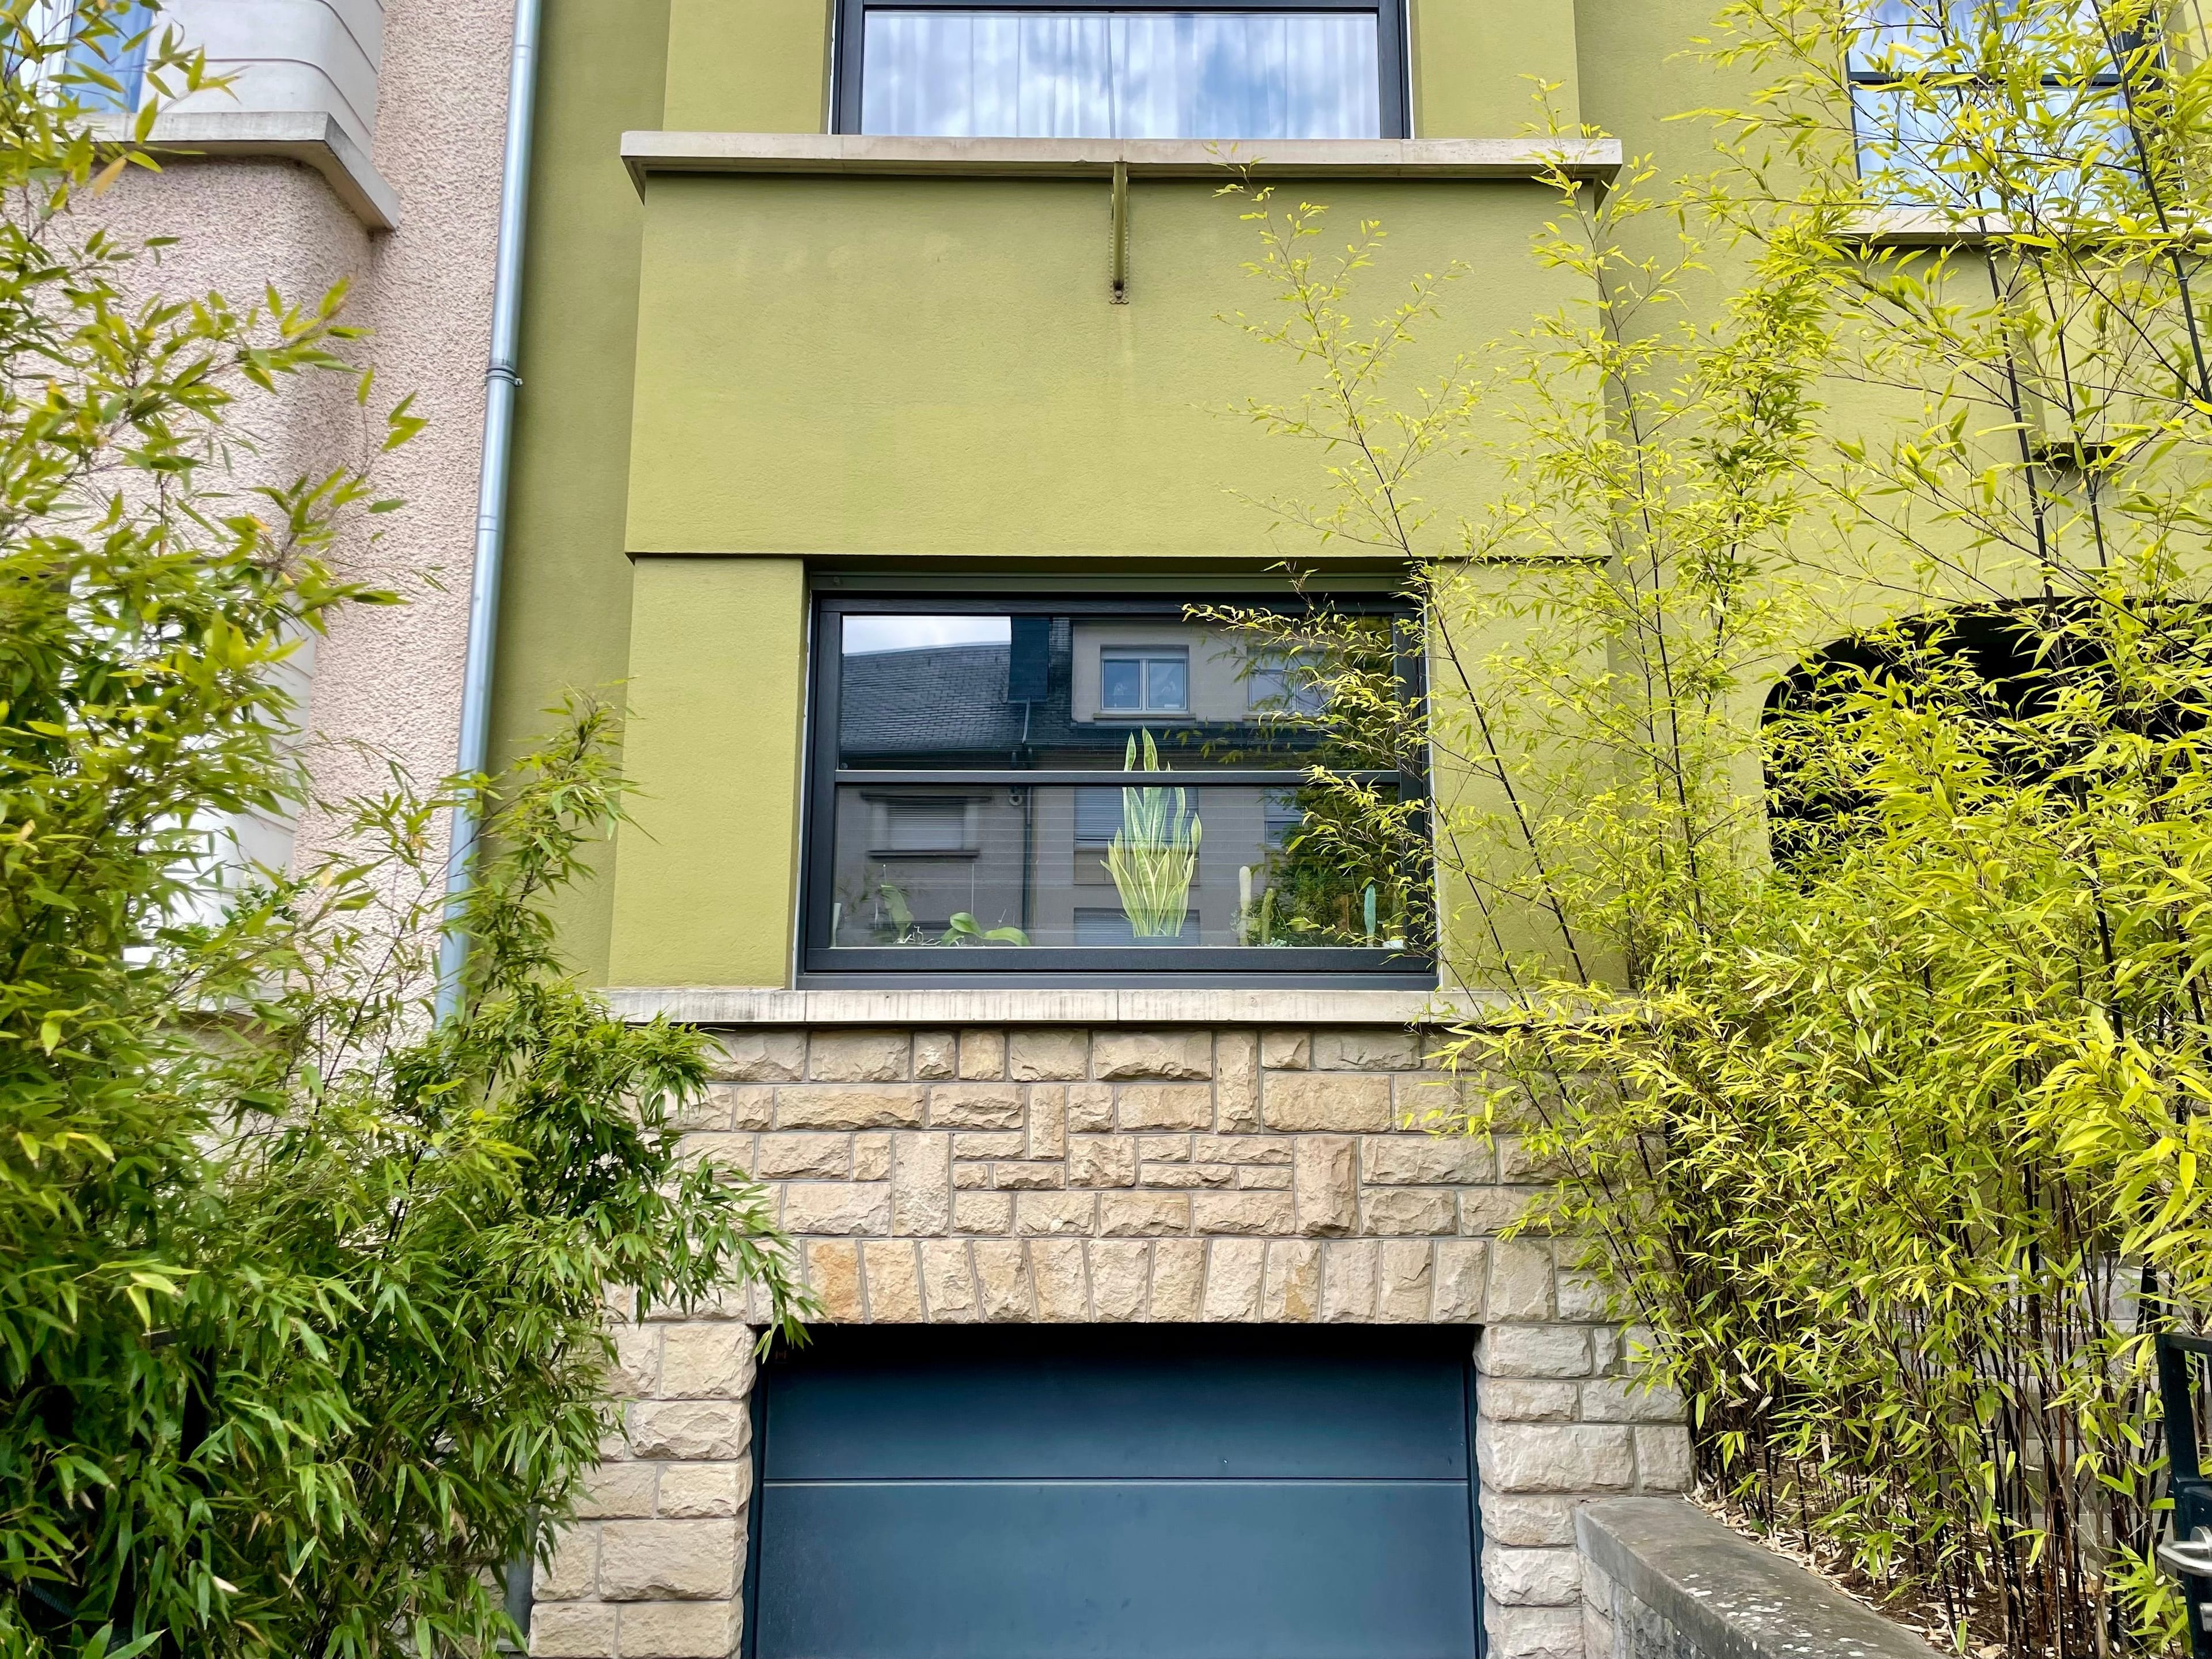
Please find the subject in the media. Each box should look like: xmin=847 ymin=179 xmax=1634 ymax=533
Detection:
xmin=90 ymin=0 xmax=516 ymax=877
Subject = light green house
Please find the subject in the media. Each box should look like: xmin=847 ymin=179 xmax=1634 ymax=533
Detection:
xmin=496 ymin=3 xmax=1719 ymax=1655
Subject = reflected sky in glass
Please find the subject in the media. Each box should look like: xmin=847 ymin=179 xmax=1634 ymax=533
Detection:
xmin=1850 ymin=81 xmax=2131 ymax=213
xmin=844 ymin=615 xmax=1012 ymax=654
xmin=861 ymin=10 xmax=1381 ymax=139
xmin=1848 ymin=0 xmax=2117 ymax=72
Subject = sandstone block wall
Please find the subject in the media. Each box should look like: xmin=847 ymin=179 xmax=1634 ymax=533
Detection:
xmin=527 ymin=1022 xmax=1692 ymax=1659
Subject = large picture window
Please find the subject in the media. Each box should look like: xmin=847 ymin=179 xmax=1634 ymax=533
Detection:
xmin=801 ymin=590 xmax=1432 ymax=986
xmin=835 ymin=0 xmax=1408 ymax=139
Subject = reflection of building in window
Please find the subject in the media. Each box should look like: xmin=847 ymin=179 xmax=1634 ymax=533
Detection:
xmin=814 ymin=597 xmax=1429 ymax=966
xmin=871 ymin=797 xmax=977 ymax=856
xmin=1074 ymin=906 xmax=1198 ymax=944
xmin=1100 ymin=647 xmax=1188 ymax=715
xmin=1248 ymin=649 xmax=1328 ymax=717
xmin=1074 ymin=787 xmax=1122 ymax=847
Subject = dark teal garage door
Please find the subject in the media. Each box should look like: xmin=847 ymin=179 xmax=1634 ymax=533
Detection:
xmin=746 ymin=1327 xmax=1482 ymax=1659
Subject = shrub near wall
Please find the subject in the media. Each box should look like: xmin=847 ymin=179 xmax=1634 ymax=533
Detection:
xmin=1207 ymin=0 xmax=2212 ymax=1647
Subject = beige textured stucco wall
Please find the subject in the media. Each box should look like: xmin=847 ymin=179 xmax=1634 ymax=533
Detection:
xmin=99 ymin=157 xmax=373 ymax=485
xmin=85 ymin=157 xmax=374 ymax=881
xmin=300 ymin=0 xmax=511 ymax=847
xmin=88 ymin=0 xmax=513 ymax=872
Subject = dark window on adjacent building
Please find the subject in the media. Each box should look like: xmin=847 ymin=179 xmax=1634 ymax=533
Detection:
xmin=1248 ymin=647 xmax=1329 ymax=717
xmin=877 ymin=797 xmax=978 ymax=855
xmin=803 ymin=589 xmax=1431 ymax=986
xmin=834 ymin=0 xmax=1409 ymax=139
xmin=1100 ymin=647 xmax=1190 ymax=715
xmin=1760 ymin=601 xmax=2193 ymax=864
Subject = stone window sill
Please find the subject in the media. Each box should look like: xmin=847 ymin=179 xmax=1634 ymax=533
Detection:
xmin=604 ymin=985 xmax=1504 ymax=1027
xmin=1844 ymin=207 xmax=2011 ymax=245
xmin=619 ymin=132 xmax=1623 ymax=194
xmin=88 ymin=110 xmax=400 ymax=230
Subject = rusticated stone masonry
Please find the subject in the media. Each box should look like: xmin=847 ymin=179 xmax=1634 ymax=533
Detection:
xmin=527 ymin=1022 xmax=1691 ymax=1659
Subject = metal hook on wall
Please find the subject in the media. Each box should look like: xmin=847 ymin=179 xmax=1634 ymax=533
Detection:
xmin=1109 ymin=158 xmax=1129 ymax=303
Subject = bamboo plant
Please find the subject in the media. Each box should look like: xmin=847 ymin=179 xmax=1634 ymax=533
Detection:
xmin=1211 ymin=0 xmax=2212 ymax=1643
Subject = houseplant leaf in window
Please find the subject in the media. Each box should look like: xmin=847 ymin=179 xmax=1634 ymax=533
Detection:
xmin=1107 ymin=729 xmax=1202 ymax=938
xmin=941 ymin=912 xmax=1031 ymax=946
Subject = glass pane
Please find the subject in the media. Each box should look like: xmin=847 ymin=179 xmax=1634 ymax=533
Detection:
xmin=1852 ymin=84 xmax=1968 ymax=202
xmin=827 ymin=782 xmax=1415 ymax=949
xmin=859 ymin=9 xmax=1381 ymax=139
xmin=1851 ymin=81 xmax=2134 ymax=211
xmin=1146 ymin=654 xmax=1188 ymax=710
xmin=1849 ymin=0 xmax=2111 ymax=74
xmin=1100 ymin=656 xmax=1143 ymax=711
xmin=838 ymin=609 xmax=1399 ymax=769
xmin=2033 ymin=84 xmax=2135 ymax=215
xmin=1849 ymin=0 xmax=1950 ymax=75
xmin=66 ymin=0 xmax=150 ymax=112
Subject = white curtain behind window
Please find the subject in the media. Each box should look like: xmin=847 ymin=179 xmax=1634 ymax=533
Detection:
xmin=861 ymin=10 xmax=1381 ymax=139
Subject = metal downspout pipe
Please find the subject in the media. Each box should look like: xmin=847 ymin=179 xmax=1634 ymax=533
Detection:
xmin=436 ymin=0 xmax=544 ymax=1022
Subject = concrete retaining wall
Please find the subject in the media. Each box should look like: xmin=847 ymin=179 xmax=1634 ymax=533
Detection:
xmin=1577 ymin=1498 xmax=1942 ymax=1659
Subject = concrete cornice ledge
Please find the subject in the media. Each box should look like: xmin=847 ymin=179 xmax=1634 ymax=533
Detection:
xmin=89 ymin=111 xmax=399 ymax=230
xmin=620 ymin=132 xmax=1623 ymax=193
xmin=604 ymin=986 xmax=1505 ymax=1027
xmin=1844 ymin=207 xmax=2011 ymax=246
xmin=1578 ymin=1499 xmax=1942 ymax=1659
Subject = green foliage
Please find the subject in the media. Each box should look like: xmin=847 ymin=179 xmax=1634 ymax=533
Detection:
xmin=1199 ymin=614 xmax=1429 ymax=949
xmin=1221 ymin=2 xmax=2212 ymax=1649
xmin=1107 ymin=730 xmax=1203 ymax=937
xmin=940 ymin=911 xmax=1029 ymax=946
xmin=0 ymin=10 xmax=805 ymax=1654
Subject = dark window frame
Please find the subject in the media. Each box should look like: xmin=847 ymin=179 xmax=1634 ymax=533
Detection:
xmin=800 ymin=587 xmax=1435 ymax=989
xmin=831 ymin=0 xmax=1411 ymax=140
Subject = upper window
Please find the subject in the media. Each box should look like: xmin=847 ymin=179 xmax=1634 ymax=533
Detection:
xmin=1846 ymin=0 xmax=2138 ymax=214
xmin=836 ymin=0 xmax=1407 ymax=138
xmin=803 ymin=591 xmax=1431 ymax=984
xmin=1247 ymin=646 xmax=1328 ymax=716
xmin=1100 ymin=647 xmax=1189 ymax=714
xmin=13 ymin=2 xmax=150 ymax=112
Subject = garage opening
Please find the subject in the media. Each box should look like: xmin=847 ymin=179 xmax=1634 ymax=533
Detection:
xmin=745 ymin=1325 xmax=1482 ymax=1659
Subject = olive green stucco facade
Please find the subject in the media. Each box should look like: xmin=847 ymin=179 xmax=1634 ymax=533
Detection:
xmin=503 ymin=10 xmax=1738 ymax=1656
xmin=492 ymin=0 xmax=1724 ymax=991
